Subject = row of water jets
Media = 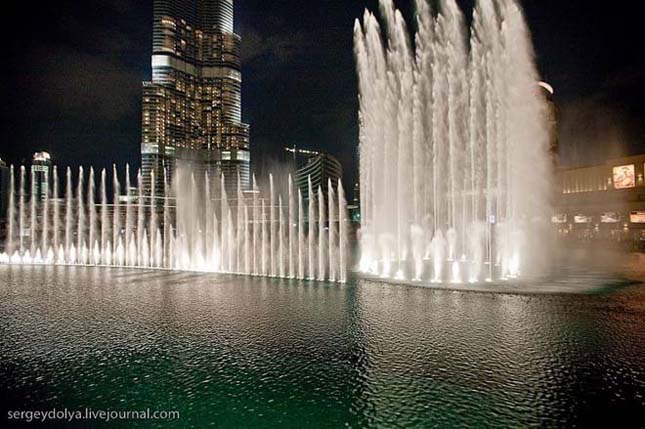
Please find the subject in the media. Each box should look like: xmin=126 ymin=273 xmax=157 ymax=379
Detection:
xmin=1 ymin=165 xmax=348 ymax=283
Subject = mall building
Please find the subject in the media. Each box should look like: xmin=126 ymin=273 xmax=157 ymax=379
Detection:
xmin=555 ymin=154 xmax=645 ymax=246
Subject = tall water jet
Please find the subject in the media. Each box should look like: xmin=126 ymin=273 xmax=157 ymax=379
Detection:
xmin=88 ymin=168 xmax=97 ymax=265
xmin=236 ymin=174 xmax=244 ymax=273
xmin=155 ymin=228 xmax=162 ymax=269
xmin=29 ymin=169 xmax=37 ymax=256
xmin=18 ymin=166 xmax=26 ymax=255
xmin=338 ymin=180 xmax=347 ymax=283
xmin=278 ymin=195 xmax=285 ymax=277
xmin=65 ymin=168 xmax=73 ymax=262
xmin=261 ymin=198 xmax=268 ymax=276
xmin=328 ymin=179 xmax=337 ymax=282
xmin=136 ymin=170 xmax=144 ymax=267
xmin=52 ymin=168 xmax=60 ymax=259
xmin=163 ymin=169 xmax=170 ymax=269
xmin=203 ymin=173 xmax=213 ymax=267
xmin=41 ymin=170 xmax=50 ymax=259
xmin=318 ymin=186 xmax=326 ymax=281
xmin=211 ymin=209 xmax=221 ymax=273
xmin=189 ymin=173 xmax=203 ymax=270
xmin=113 ymin=166 xmax=121 ymax=266
xmin=6 ymin=166 xmax=15 ymax=255
xmin=298 ymin=189 xmax=305 ymax=279
xmin=243 ymin=205 xmax=250 ymax=274
xmin=269 ymin=174 xmax=276 ymax=277
xmin=220 ymin=174 xmax=232 ymax=272
xmin=149 ymin=170 xmax=158 ymax=268
xmin=124 ymin=165 xmax=133 ymax=266
xmin=288 ymin=175 xmax=295 ymax=278
xmin=76 ymin=167 xmax=85 ymax=263
xmin=308 ymin=177 xmax=316 ymax=279
xmin=252 ymin=175 xmax=259 ymax=275
xmin=354 ymin=0 xmax=553 ymax=284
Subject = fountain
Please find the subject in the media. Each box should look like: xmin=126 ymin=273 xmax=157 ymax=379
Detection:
xmin=354 ymin=0 xmax=553 ymax=284
xmin=0 ymin=165 xmax=349 ymax=283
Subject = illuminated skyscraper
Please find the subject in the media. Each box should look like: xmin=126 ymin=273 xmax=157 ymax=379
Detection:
xmin=286 ymin=147 xmax=343 ymax=203
xmin=31 ymin=152 xmax=52 ymax=202
xmin=141 ymin=0 xmax=250 ymax=194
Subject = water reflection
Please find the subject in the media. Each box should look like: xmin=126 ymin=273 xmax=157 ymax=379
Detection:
xmin=0 ymin=265 xmax=644 ymax=428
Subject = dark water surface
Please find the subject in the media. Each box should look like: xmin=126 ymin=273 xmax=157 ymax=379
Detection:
xmin=1 ymin=263 xmax=644 ymax=428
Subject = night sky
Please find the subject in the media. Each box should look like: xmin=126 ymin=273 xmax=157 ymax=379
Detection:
xmin=1 ymin=0 xmax=644 ymax=195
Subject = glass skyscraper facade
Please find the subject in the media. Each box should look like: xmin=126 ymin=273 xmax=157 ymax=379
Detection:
xmin=287 ymin=147 xmax=343 ymax=203
xmin=142 ymin=0 xmax=250 ymax=195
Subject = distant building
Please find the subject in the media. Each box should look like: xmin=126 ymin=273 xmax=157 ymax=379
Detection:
xmin=141 ymin=0 xmax=250 ymax=196
xmin=31 ymin=152 xmax=52 ymax=202
xmin=538 ymin=81 xmax=559 ymax=166
xmin=555 ymin=154 xmax=645 ymax=246
xmin=286 ymin=147 xmax=343 ymax=203
xmin=348 ymin=182 xmax=360 ymax=223
xmin=0 ymin=158 xmax=9 ymax=221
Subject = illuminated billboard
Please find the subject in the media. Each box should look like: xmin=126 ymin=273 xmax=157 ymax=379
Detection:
xmin=630 ymin=212 xmax=645 ymax=224
xmin=601 ymin=212 xmax=620 ymax=223
xmin=574 ymin=215 xmax=592 ymax=224
xmin=551 ymin=214 xmax=567 ymax=224
xmin=613 ymin=164 xmax=636 ymax=189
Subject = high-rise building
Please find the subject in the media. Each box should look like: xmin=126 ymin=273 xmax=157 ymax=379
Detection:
xmin=538 ymin=81 xmax=559 ymax=166
xmin=141 ymin=0 xmax=250 ymax=195
xmin=287 ymin=147 xmax=343 ymax=203
xmin=31 ymin=152 xmax=52 ymax=202
xmin=0 ymin=158 xmax=9 ymax=221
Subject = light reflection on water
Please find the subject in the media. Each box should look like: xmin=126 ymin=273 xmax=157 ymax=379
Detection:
xmin=0 ymin=264 xmax=644 ymax=428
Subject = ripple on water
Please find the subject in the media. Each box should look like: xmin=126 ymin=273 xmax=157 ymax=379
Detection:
xmin=0 ymin=265 xmax=644 ymax=428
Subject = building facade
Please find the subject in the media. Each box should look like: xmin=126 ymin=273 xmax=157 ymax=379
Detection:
xmin=555 ymin=154 xmax=645 ymax=247
xmin=287 ymin=147 xmax=343 ymax=203
xmin=31 ymin=152 xmax=52 ymax=202
xmin=538 ymin=81 xmax=559 ymax=166
xmin=141 ymin=0 xmax=250 ymax=195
